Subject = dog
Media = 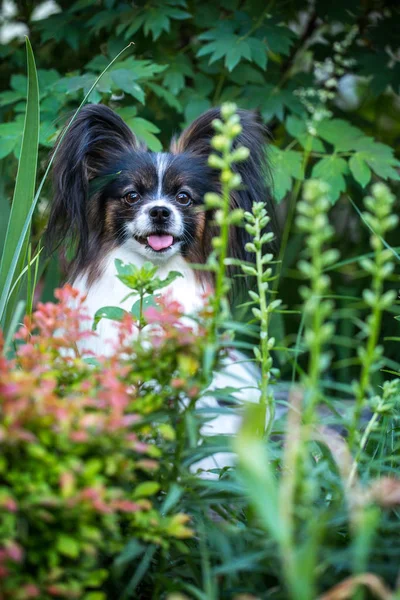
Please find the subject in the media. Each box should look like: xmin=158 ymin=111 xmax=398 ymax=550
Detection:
xmin=47 ymin=103 xmax=277 ymax=472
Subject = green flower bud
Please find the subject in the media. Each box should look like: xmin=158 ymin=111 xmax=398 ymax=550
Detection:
xmin=230 ymin=146 xmax=250 ymax=162
xmin=208 ymin=153 xmax=226 ymax=169
xmin=211 ymin=135 xmax=229 ymax=152
xmin=221 ymin=102 xmax=237 ymax=120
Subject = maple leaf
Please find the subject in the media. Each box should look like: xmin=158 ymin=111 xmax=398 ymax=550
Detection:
xmin=197 ymin=22 xmax=267 ymax=72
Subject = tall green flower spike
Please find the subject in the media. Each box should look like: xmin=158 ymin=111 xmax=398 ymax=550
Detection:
xmin=349 ymin=182 xmax=398 ymax=451
xmin=202 ymin=102 xmax=249 ymax=374
xmin=296 ymin=179 xmax=340 ymax=421
xmin=242 ymin=202 xmax=280 ymax=436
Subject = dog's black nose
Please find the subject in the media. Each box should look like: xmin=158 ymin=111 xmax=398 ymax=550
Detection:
xmin=149 ymin=205 xmax=171 ymax=222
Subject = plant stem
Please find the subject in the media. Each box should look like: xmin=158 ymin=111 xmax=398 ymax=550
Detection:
xmin=274 ymin=136 xmax=312 ymax=292
xmin=348 ymin=241 xmax=385 ymax=450
xmin=209 ymin=175 xmax=230 ymax=346
xmin=254 ymin=222 xmax=274 ymax=435
xmin=139 ymin=291 xmax=144 ymax=332
xmin=347 ymin=406 xmax=380 ymax=489
xmin=304 ymin=238 xmax=324 ymax=422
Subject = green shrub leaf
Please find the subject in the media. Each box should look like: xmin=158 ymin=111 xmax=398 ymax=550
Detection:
xmin=311 ymin=155 xmax=348 ymax=202
xmin=349 ymin=153 xmax=372 ymax=187
xmin=57 ymin=534 xmax=80 ymax=558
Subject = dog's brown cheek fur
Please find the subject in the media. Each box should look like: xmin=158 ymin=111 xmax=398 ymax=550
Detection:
xmin=184 ymin=210 xmax=214 ymax=288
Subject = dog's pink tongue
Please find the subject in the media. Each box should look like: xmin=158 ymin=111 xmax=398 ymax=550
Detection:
xmin=147 ymin=234 xmax=174 ymax=251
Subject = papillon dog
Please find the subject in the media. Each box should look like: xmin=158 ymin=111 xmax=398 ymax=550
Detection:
xmin=47 ymin=104 xmax=277 ymax=470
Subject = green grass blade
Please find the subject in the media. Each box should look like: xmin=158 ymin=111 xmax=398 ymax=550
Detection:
xmin=121 ymin=545 xmax=156 ymax=598
xmin=6 ymin=245 xmax=43 ymax=304
xmin=0 ymin=37 xmax=39 ymax=330
xmin=0 ymin=41 xmax=134 ymax=329
xmin=0 ymin=163 xmax=11 ymax=259
xmin=3 ymin=299 xmax=25 ymax=355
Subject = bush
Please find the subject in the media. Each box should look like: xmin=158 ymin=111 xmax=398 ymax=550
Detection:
xmin=0 ymin=286 xmax=198 ymax=598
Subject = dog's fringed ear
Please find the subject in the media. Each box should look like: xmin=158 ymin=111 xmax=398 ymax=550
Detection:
xmin=47 ymin=103 xmax=137 ymax=262
xmin=171 ymin=107 xmax=226 ymax=157
xmin=171 ymin=107 xmax=279 ymax=260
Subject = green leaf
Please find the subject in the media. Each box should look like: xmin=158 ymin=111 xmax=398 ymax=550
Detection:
xmin=143 ymin=5 xmax=191 ymax=40
xmin=92 ymin=306 xmax=129 ymax=331
xmin=85 ymin=54 xmax=109 ymax=72
xmin=234 ymin=403 xmax=284 ymax=543
xmin=83 ymin=569 xmax=108 ymax=587
xmin=0 ymin=38 xmax=39 ymax=331
xmin=115 ymin=105 xmax=138 ymax=122
xmin=247 ymin=37 xmax=267 ymax=70
xmin=198 ymin=23 xmax=265 ymax=72
xmin=269 ymin=146 xmax=304 ymax=202
xmin=152 ymin=270 xmax=183 ymax=292
xmin=355 ymin=139 xmax=400 ymax=182
xmin=228 ymin=64 xmax=265 ymax=85
xmin=111 ymin=69 xmax=145 ymax=103
xmin=0 ymin=136 xmax=18 ymax=159
xmin=115 ymin=259 xmax=158 ymax=288
xmin=131 ymin=119 xmax=162 ymax=151
xmin=37 ymin=68 xmax=60 ymax=93
xmin=311 ymin=155 xmax=348 ymax=202
xmin=163 ymin=56 xmax=193 ymax=95
xmin=128 ymin=117 xmax=162 ymax=152
xmin=261 ymin=21 xmax=295 ymax=55
xmin=225 ymin=42 xmax=252 ymax=71
xmin=122 ymin=545 xmax=157 ymax=597
xmin=0 ymin=167 xmax=11 ymax=260
xmin=113 ymin=58 xmax=167 ymax=80
xmin=114 ymin=540 xmax=145 ymax=574
xmin=316 ymin=118 xmax=369 ymax=152
xmin=133 ymin=481 xmax=161 ymax=498
xmin=183 ymin=93 xmax=212 ymax=123
xmin=10 ymin=74 xmax=28 ymax=93
xmin=57 ymin=534 xmax=80 ymax=558
xmin=121 ymin=13 xmax=146 ymax=39
xmin=36 ymin=13 xmax=80 ymax=49
xmin=0 ymin=89 xmax=24 ymax=107
xmin=163 ymin=69 xmax=185 ymax=95
xmin=349 ymin=153 xmax=371 ymax=187
xmin=147 ymin=82 xmax=182 ymax=112
xmin=161 ymin=484 xmax=183 ymax=515
xmin=92 ymin=71 xmax=112 ymax=94
xmin=39 ymin=122 xmax=58 ymax=148
xmin=358 ymin=50 xmax=394 ymax=96
xmin=286 ymin=115 xmax=325 ymax=152
xmin=315 ymin=118 xmax=400 ymax=182
xmin=203 ymin=342 xmax=217 ymax=379
xmin=53 ymin=73 xmax=96 ymax=95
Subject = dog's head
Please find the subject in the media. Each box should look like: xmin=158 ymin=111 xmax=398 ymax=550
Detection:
xmin=48 ymin=104 xmax=276 ymax=278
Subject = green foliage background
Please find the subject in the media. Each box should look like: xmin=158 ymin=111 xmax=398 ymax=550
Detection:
xmin=0 ymin=0 xmax=399 ymax=380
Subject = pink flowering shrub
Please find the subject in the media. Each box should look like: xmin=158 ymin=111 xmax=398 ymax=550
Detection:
xmin=0 ymin=286 xmax=206 ymax=599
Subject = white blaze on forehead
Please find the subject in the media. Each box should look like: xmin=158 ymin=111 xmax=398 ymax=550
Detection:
xmin=156 ymin=152 xmax=169 ymax=198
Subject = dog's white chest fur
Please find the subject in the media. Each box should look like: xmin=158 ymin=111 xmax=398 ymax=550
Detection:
xmin=72 ymin=245 xmax=264 ymax=475
xmin=73 ymin=246 xmax=205 ymax=355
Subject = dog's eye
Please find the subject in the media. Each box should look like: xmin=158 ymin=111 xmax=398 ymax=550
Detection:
xmin=123 ymin=191 xmax=141 ymax=205
xmin=176 ymin=191 xmax=192 ymax=206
